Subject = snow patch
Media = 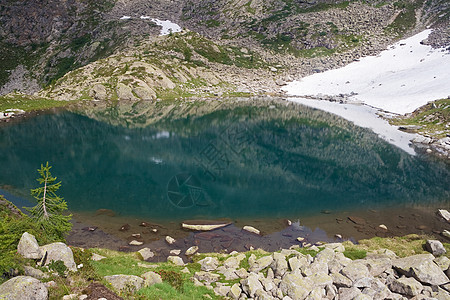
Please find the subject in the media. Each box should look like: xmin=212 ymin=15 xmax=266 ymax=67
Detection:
xmin=141 ymin=16 xmax=182 ymax=36
xmin=283 ymin=30 xmax=450 ymax=115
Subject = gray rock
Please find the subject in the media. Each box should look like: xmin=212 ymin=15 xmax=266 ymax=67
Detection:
xmin=91 ymin=253 xmax=106 ymax=261
xmin=425 ymin=240 xmax=447 ymax=256
xmin=314 ymin=247 xmax=335 ymax=263
xmin=271 ymin=252 xmax=288 ymax=277
xmin=341 ymin=262 xmax=371 ymax=283
xmin=438 ymin=209 xmax=450 ymax=223
xmin=194 ymin=271 xmax=220 ymax=283
xmin=331 ymin=272 xmax=353 ymax=288
xmin=249 ymin=255 xmax=273 ymax=273
xmin=104 ymin=275 xmax=144 ymax=293
xmin=185 ymin=246 xmax=199 ymax=256
xmin=324 ymin=243 xmax=345 ymax=253
xmin=214 ymin=285 xmax=231 ymax=297
xmin=138 ymin=248 xmax=155 ymax=260
xmin=363 ymin=258 xmax=392 ymax=277
xmin=434 ymin=256 xmax=450 ymax=271
xmin=392 ymin=254 xmax=449 ymax=285
xmin=279 ymin=272 xmax=313 ymax=299
xmin=389 ymin=277 xmax=423 ymax=297
xmin=243 ymin=225 xmax=260 ymax=235
xmin=224 ymin=254 xmax=245 ymax=269
xmin=141 ymin=271 xmax=162 ymax=286
xmin=40 ymin=242 xmax=77 ymax=271
xmin=260 ymin=276 xmax=276 ymax=292
xmin=339 ymin=286 xmax=362 ymax=299
xmin=198 ymin=257 xmax=219 ymax=271
xmin=0 ymin=276 xmax=48 ymax=300
xmin=89 ymin=84 xmax=108 ymax=101
xmin=228 ymin=283 xmax=242 ymax=299
xmin=235 ymin=268 xmax=249 ymax=279
xmin=17 ymin=232 xmax=42 ymax=259
xmin=241 ymin=273 xmax=264 ymax=297
xmin=167 ymin=256 xmax=184 ymax=266
xmin=24 ymin=266 xmax=48 ymax=280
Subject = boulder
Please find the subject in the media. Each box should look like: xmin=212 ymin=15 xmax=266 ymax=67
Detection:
xmin=17 ymin=232 xmax=42 ymax=259
xmin=198 ymin=257 xmax=219 ymax=271
xmin=271 ymin=252 xmax=288 ymax=277
xmin=169 ymin=249 xmax=181 ymax=255
xmin=224 ymin=253 xmax=245 ymax=269
xmin=89 ymin=84 xmax=108 ymax=100
xmin=214 ymin=285 xmax=231 ymax=297
xmin=279 ymin=272 xmax=313 ymax=299
xmin=434 ymin=256 xmax=450 ymax=271
xmin=138 ymin=248 xmax=154 ymax=261
xmin=241 ymin=273 xmax=264 ymax=297
xmin=39 ymin=242 xmax=77 ymax=271
xmin=103 ymin=275 xmax=144 ymax=293
xmin=249 ymin=255 xmax=273 ymax=273
xmin=392 ymin=254 xmax=449 ymax=285
xmin=116 ymin=83 xmax=137 ymax=101
xmin=323 ymin=243 xmax=345 ymax=253
xmin=165 ymin=236 xmax=176 ymax=245
xmin=228 ymin=283 xmax=241 ymax=299
xmin=425 ymin=240 xmax=446 ymax=256
xmin=167 ymin=256 xmax=184 ymax=266
xmin=389 ymin=277 xmax=423 ymax=297
xmin=341 ymin=262 xmax=371 ymax=283
xmin=0 ymin=276 xmax=48 ymax=300
xmin=129 ymin=240 xmax=143 ymax=246
xmin=141 ymin=271 xmax=162 ymax=287
xmin=438 ymin=209 xmax=450 ymax=223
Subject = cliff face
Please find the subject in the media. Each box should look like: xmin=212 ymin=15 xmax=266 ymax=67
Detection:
xmin=0 ymin=0 xmax=448 ymax=98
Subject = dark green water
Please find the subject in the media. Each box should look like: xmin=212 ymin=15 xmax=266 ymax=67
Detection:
xmin=0 ymin=100 xmax=449 ymax=220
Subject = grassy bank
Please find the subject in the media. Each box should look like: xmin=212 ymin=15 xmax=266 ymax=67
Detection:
xmin=0 ymin=95 xmax=75 ymax=112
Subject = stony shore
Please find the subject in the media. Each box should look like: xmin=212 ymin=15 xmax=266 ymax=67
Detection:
xmin=1 ymin=230 xmax=449 ymax=299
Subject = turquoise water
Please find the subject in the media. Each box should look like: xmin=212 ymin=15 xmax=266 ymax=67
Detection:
xmin=0 ymin=100 xmax=449 ymax=220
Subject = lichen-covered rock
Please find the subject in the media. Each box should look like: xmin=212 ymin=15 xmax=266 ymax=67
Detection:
xmin=249 ymin=255 xmax=273 ymax=273
xmin=198 ymin=257 xmax=219 ymax=271
xmin=389 ymin=277 xmax=423 ymax=297
xmin=141 ymin=271 xmax=162 ymax=287
xmin=39 ymin=242 xmax=76 ymax=271
xmin=24 ymin=266 xmax=48 ymax=280
xmin=103 ymin=275 xmax=144 ymax=293
xmin=194 ymin=271 xmax=220 ymax=283
xmin=228 ymin=283 xmax=241 ymax=299
xmin=185 ymin=246 xmax=198 ymax=256
xmin=271 ymin=252 xmax=288 ymax=277
xmin=392 ymin=254 xmax=449 ymax=286
xmin=0 ymin=276 xmax=48 ymax=300
xmin=341 ymin=262 xmax=371 ymax=283
xmin=224 ymin=253 xmax=245 ymax=269
xmin=17 ymin=232 xmax=42 ymax=259
xmin=279 ymin=272 xmax=313 ymax=299
xmin=241 ymin=273 xmax=264 ymax=297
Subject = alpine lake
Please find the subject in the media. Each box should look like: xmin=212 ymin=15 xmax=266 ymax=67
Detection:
xmin=1 ymin=97 xmax=449 ymax=247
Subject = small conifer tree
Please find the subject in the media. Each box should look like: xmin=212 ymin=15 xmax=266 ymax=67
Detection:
xmin=26 ymin=162 xmax=72 ymax=240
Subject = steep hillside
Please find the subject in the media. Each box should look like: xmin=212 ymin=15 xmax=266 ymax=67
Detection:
xmin=0 ymin=0 xmax=448 ymax=100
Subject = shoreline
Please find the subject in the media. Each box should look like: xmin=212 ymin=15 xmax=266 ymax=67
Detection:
xmin=66 ymin=202 xmax=450 ymax=261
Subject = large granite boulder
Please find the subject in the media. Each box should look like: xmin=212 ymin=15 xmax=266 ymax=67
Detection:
xmin=0 ymin=276 xmax=48 ymax=300
xmin=141 ymin=271 xmax=162 ymax=287
xmin=279 ymin=272 xmax=313 ymax=299
xmin=17 ymin=232 xmax=41 ymax=259
xmin=39 ymin=242 xmax=77 ymax=271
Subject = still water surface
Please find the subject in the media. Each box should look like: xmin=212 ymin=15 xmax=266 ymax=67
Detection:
xmin=0 ymin=99 xmax=448 ymax=221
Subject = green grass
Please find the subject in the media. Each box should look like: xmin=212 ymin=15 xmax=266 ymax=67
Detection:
xmin=385 ymin=0 xmax=425 ymax=35
xmin=137 ymin=282 xmax=218 ymax=300
xmin=0 ymin=95 xmax=75 ymax=112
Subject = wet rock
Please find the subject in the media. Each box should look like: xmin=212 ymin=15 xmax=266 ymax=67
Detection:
xmin=138 ymin=248 xmax=154 ymax=260
xmin=185 ymin=246 xmax=198 ymax=256
xmin=165 ymin=236 xmax=176 ymax=245
xmin=243 ymin=225 xmax=260 ymax=235
xmin=103 ymin=275 xmax=144 ymax=293
xmin=141 ymin=271 xmax=162 ymax=287
xmin=129 ymin=240 xmax=143 ymax=246
xmin=17 ymin=232 xmax=42 ymax=259
xmin=425 ymin=240 xmax=446 ymax=256
xmin=39 ymin=242 xmax=77 ymax=271
xmin=0 ymin=276 xmax=48 ymax=300
xmin=119 ymin=224 xmax=130 ymax=231
xmin=348 ymin=216 xmax=366 ymax=225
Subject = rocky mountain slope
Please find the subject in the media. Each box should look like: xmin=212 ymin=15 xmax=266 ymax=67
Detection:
xmin=0 ymin=0 xmax=449 ymax=101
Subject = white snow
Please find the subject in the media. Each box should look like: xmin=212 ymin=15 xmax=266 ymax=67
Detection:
xmin=283 ymin=30 xmax=450 ymax=115
xmin=141 ymin=16 xmax=182 ymax=36
xmin=288 ymin=97 xmax=418 ymax=155
xmin=120 ymin=16 xmax=131 ymax=20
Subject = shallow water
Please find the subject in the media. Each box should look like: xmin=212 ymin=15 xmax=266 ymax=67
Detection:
xmin=0 ymin=99 xmax=449 ymax=222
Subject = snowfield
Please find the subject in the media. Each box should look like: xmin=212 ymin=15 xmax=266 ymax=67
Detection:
xmin=283 ymin=30 xmax=450 ymax=115
xmin=120 ymin=16 xmax=182 ymax=36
